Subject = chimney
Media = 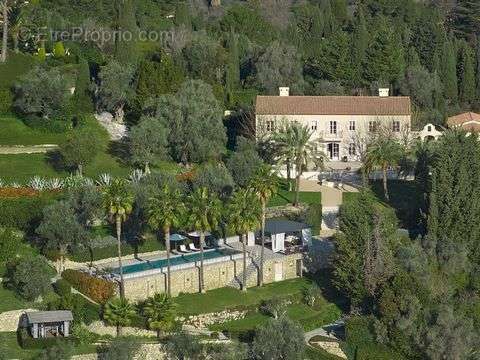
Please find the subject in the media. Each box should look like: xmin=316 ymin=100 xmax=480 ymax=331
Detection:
xmin=279 ymin=87 xmax=290 ymax=97
xmin=378 ymin=88 xmax=390 ymax=97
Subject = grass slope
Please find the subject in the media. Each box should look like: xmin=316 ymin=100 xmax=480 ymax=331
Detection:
xmin=0 ymin=115 xmax=67 ymax=145
xmin=175 ymin=278 xmax=311 ymax=316
xmin=0 ymin=115 xmax=131 ymax=182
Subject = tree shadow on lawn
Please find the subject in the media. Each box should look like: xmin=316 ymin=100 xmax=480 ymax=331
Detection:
xmin=306 ymin=270 xmax=350 ymax=313
xmin=108 ymin=139 xmax=131 ymax=166
xmin=369 ymin=180 xmax=425 ymax=232
xmin=45 ymin=150 xmax=72 ymax=173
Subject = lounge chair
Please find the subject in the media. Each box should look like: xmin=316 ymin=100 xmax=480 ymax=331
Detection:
xmin=188 ymin=243 xmax=200 ymax=252
xmin=179 ymin=244 xmax=191 ymax=253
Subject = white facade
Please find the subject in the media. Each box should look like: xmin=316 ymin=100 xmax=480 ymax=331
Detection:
xmin=256 ymin=113 xmax=411 ymax=162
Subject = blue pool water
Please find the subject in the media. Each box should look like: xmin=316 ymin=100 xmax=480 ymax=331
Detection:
xmin=115 ymin=248 xmax=240 ymax=275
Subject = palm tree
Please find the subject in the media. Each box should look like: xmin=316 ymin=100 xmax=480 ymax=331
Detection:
xmin=1 ymin=0 xmax=11 ymax=63
xmin=227 ymin=189 xmax=261 ymax=292
xmin=248 ymin=165 xmax=279 ymax=286
xmin=143 ymin=293 xmax=176 ymax=339
xmin=364 ymin=137 xmax=403 ymax=200
xmin=103 ymin=297 xmax=136 ymax=337
xmin=102 ymin=179 xmax=134 ymax=298
xmin=187 ymin=187 xmax=222 ymax=293
xmin=274 ymin=123 xmax=326 ymax=206
xmin=147 ymin=185 xmax=185 ymax=296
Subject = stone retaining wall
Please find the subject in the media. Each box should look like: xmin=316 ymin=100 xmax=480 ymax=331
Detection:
xmin=123 ymin=253 xmax=302 ymax=301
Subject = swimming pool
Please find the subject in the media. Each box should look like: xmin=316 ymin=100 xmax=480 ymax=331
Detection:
xmin=114 ymin=248 xmax=241 ymax=275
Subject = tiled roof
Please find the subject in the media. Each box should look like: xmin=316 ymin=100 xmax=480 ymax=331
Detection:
xmin=447 ymin=112 xmax=480 ymax=127
xmin=256 ymin=96 xmax=411 ymax=116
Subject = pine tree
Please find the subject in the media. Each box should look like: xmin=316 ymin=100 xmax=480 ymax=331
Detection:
xmin=459 ymin=43 xmax=476 ymax=104
xmin=453 ymin=0 xmax=480 ymax=39
xmin=440 ymin=40 xmax=458 ymax=103
xmin=114 ymin=0 xmax=138 ymax=65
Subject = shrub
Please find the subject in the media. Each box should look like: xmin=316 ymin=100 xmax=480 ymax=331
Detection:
xmin=0 ymin=192 xmax=59 ymax=232
xmin=53 ymin=279 xmax=72 ymax=297
xmin=71 ymin=324 xmax=99 ymax=345
xmin=259 ymin=297 xmax=287 ymax=319
xmin=303 ymin=284 xmax=323 ymax=308
xmin=0 ymin=88 xmax=13 ymax=113
xmin=62 ymin=269 xmax=115 ymax=304
xmin=8 ymin=256 xmax=54 ymax=300
xmin=18 ymin=328 xmax=75 ymax=350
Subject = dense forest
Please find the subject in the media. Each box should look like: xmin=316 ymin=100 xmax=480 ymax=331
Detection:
xmin=1 ymin=0 xmax=480 ymax=130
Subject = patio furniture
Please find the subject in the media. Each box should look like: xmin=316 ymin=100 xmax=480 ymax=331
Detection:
xmin=179 ymin=244 xmax=190 ymax=253
xmin=188 ymin=243 xmax=200 ymax=251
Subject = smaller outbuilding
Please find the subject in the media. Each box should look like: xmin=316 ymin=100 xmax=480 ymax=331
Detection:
xmin=264 ymin=219 xmax=312 ymax=253
xmin=23 ymin=310 xmax=73 ymax=339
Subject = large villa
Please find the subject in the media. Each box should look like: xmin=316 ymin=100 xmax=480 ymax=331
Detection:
xmin=97 ymin=219 xmax=313 ymax=300
xmin=255 ymin=87 xmax=412 ymax=163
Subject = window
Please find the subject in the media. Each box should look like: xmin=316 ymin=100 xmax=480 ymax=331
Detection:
xmin=349 ymin=120 xmax=356 ymax=131
xmin=348 ymin=143 xmax=356 ymax=156
xmin=427 ymin=125 xmax=432 ymax=132
xmin=266 ymin=120 xmax=275 ymax=132
xmin=369 ymin=121 xmax=378 ymax=132
xmin=392 ymin=121 xmax=400 ymax=132
xmin=311 ymin=121 xmax=318 ymax=131
xmin=330 ymin=121 xmax=337 ymax=134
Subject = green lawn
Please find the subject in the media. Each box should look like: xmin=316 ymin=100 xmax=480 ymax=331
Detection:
xmin=0 ymin=115 xmax=132 ymax=182
xmin=175 ymin=278 xmax=312 ymax=316
xmin=210 ymin=302 xmax=342 ymax=334
xmin=0 ymin=115 xmax=67 ymax=145
xmin=269 ymin=180 xmax=322 ymax=207
xmin=0 ymin=286 xmax=35 ymax=313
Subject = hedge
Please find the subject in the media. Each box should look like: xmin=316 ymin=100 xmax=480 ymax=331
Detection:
xmin=18 ymin=328 xmax=76 ymax=350
xmin=0 ymin=192 xmax=60 ymax=232
xmin=62 ymin=269 xmax=115 ymax=304
xmin=70 ymin=239 xmax=165 ymax=263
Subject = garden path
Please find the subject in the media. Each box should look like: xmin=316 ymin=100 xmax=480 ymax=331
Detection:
xmin=0 ymin=144 xmax=58 ymax=154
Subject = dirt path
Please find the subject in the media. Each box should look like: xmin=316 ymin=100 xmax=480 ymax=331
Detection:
xmin=0 ymin=144 xmax=58 ymax=154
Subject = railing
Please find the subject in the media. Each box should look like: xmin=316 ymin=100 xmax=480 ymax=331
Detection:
xmin=319 ymin=130 xmax=344 ymax=140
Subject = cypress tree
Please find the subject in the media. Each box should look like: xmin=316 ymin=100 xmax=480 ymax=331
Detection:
xmin=440 ymin=40 xmax=458 ymax=103
xmin=351 ymin=5 xmax=369 ymax=85
xmin=174 ymin=2 xmax=191 ymax=28
xmin=72 ymin=60 xmax=94 ymax=114
xmin=363 ymin=18 xmax=405 ymax=85
xmin=476 ymin=38 xmax=480 ymax=100
xmin=114 ymin=0 xmax=138 ymax=65
xmin=226 ymin=29 xmax=240 ymax=107
xmin=459 ymin=43 xmax=476 ymax=104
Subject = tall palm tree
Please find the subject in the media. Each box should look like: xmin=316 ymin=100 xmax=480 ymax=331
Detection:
xmin=187 ymin=187 xmax=222 ymax=293
xmin=102 ymin=179 xmax=134 ymax=298
xmin=248 ymin=165 xmax=279 ymax=286
xmin=227 ymin=189 xmax=261 ymax=292
xmin=103 ymin=297 xmax=136 ymax=337
xmin=147 ymin=185 xmax=185 ymax=296
xmin=1 ymin=0 xmax=11 ymax=63
xmin=274 ymin=123 xmax=326 ymax=206
xmin=364 ymin=137 xmax=403 ymax=200
xmin=143 ymin=293 xmax=176 ymax=339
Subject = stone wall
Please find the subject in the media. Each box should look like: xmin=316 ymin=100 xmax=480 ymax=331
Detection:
xmin=123 ymin=254 xmax=302 ymax=301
